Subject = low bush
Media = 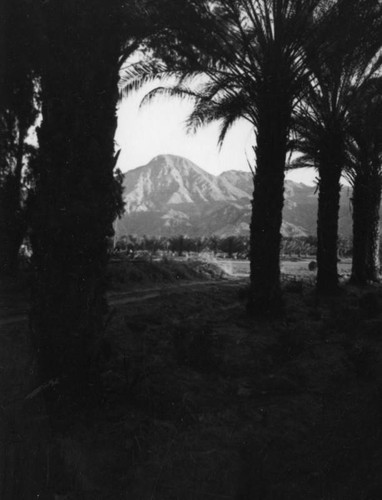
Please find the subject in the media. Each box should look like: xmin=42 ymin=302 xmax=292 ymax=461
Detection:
xmin=106 ymin=257 xmax=227 ymax=290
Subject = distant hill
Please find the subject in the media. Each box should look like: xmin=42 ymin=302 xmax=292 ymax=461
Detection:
xmin=115 ymin=154 xmax=353 ymax=238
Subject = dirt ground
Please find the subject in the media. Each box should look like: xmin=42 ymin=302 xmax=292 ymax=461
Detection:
xmin=1 ymin=260 xmax=382 ymax=499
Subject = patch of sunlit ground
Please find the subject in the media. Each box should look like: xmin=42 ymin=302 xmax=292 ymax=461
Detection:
xmin=219 ymin=257 xmax=352 ymax=279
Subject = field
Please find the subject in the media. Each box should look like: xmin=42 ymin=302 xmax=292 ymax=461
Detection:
xmin=1 ymin=258 xmax=382 ymax=499
xmin=220 ymin=258 xmax=352 ymax=279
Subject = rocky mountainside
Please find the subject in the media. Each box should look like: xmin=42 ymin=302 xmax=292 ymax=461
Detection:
xmin=121 ymin=155 xmax=249 ymax=212
xmin=115 ymin=154 xmax=353 ymax=238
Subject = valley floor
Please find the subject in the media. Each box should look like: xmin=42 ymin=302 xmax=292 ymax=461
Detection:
xmin=1 ymin=262 xmax=382 ymax=499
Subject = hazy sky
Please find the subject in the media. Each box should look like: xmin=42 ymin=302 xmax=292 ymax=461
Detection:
xmin=115 ymin=81 xmax=317 ymax=186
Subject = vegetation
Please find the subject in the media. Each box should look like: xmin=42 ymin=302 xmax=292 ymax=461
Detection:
xmin=345 ymin=78 xmax=382 ymax=285
xmin=0 ymin=0 xmax=38 ymax=276
xmin=124 ymin=0 xmax=335 ymax=315
xmin=292 ymin=0 xmax=382 ymax=294
xmin=112 ymin=233 xmax=356 ymax=261
xmin=3 ymin=274 xmax=382 ymax=497
xmin=3 ymin=0 xmax=382 ymax=495
xmin=28 ymin=0 xmax=124 ymax=408
xmin=113 ymin=234 xmax=249 ymax=258
xmin=124 ymin=0 xmax=382 ymax=311
xmin=107 ymin=257 xmax=227 ymax=290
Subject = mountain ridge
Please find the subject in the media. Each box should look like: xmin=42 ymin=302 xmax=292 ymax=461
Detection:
xmin=116 ymin=154 xmax=353 ymax=238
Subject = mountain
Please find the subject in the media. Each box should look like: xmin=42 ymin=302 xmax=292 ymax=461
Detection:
xmin=115 ymin=154 xmax=353 ymax=238
xmin=121 ymin=155 xmax=249 ymax=212
xmin=219 ymin=170 xmax=253 ymax=196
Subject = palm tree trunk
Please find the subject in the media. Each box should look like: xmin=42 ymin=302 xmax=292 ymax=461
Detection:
xmin=247 ymin=99 xmax=289 ymax=316
xmin=351 ymin=171 xmax=382 ymax=284
xmin=0 ymin=126 xmax=27 ymax=276
xmin=366 ymin=217 xmax=381 ymax=282
xmin=316 ymin=150 xmax=342 ymax=294
xmin=29 ymin=2 xmax=122 ymax=409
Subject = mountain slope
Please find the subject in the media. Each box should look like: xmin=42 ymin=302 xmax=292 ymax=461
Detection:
xmin=116 ymin=154 xmax=353 ymax=238
xmin=122 ymin=155 xmax=249 ymax=213
xmin=218 ymin=170 xmax=253 ymax=196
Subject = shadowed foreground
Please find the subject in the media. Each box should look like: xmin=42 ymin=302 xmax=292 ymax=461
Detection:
xmin=1 ymin=265 xmax=382 ymax=498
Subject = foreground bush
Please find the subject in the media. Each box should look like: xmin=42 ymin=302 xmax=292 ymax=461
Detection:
xmin=107 ymin=257 xmax=227 ymax=290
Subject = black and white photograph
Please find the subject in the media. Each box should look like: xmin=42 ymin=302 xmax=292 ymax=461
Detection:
xmin=1 ymin=0 xmax=382 ymax=498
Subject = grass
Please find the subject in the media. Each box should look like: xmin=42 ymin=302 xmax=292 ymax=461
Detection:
xmin=107 ymin=257 xmax=228 ymax=291
xmin=1 ymin=261 xmax=382 ymax=498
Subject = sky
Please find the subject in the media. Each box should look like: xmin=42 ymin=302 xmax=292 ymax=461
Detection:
xmin=115 ymin=81 xmax=317 ymax=186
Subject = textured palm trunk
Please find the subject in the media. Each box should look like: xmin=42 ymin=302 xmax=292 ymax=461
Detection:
xmin=30 ymin=1 xmax=122 ymax=408
xmin=0 ymin=127 xmax=27 ymax=276
xmin=247 ymin=97 xmax=290 ymax=316
xmin=351 ymin=170 xmax=382 ymax=284
xmin=0 ymin=187 xmax=25 ymax=276
xmin=316 ymin=144 xmax=343 ymax=294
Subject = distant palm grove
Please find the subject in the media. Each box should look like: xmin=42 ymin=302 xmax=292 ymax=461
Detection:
xmin=113 ymin=234 xmax=353 ymax=261
xmin=2 ymin=0 xmax=382 ymax=402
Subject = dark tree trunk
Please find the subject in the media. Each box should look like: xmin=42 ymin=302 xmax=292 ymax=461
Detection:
xmin=29 ymin=1 xmax=123 ymax=408
xmin=247 ymin=96 xmax=290 ymax=316
xmin=351 ymin=170 xmax=382 ymax=284
xmin=0 ymin=127 xmax=27 ymax=276
xmin=0 ymin=188 xmax=25 ymax=275
xmin=316 ymin=144 xmax=343 ymax=294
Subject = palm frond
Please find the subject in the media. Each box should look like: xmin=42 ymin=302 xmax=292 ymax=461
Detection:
xmin=185 ymin=89 xmax=248 ymax=138
xmin=139 ymin=85 xmax=200 ymax=108
xmin=217 ymin=111 xmax=241 ymax=148
xmin=118 ymin=60 xmax=205 ymax=99
xmin=287 ymin=154 xmax=316 ymax=171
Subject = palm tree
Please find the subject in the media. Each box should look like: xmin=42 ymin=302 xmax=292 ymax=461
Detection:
xmin=345 ymin=78 xmax=382 ymax=284
xmin=292 ymin=0 xmax=382 ymax=293
xmin=122 ymin=0 xmax=334 ymax=315
xmin=28 ymin=0 xmax=167 ymax=405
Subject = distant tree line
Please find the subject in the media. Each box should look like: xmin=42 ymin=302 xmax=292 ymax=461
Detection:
xmin=113 ymin=234 xmax=249 ymax=258
xmin=113 ymin=234 xmax=356 ymax=260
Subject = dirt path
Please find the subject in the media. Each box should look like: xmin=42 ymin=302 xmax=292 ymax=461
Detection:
xmin=0 ymin=278 xmax=246 ymax=328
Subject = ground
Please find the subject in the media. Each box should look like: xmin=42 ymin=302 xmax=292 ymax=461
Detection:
xmin=1 ymin=258 xmax=382 ymax=499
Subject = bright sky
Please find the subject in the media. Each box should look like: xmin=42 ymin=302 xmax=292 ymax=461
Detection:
xmin=115 ymin=82 xmax=317 ymax=186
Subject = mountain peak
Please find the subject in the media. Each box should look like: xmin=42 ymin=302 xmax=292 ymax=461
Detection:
xmin=151 ymin=153 xmax=189 ymax=163
xmin=117 ymin=154 xmax=352 ymax=238
xmin=122 ymin=155 xmax=250 ymax=212
xmin=146 ymin=154 xmax=205 ymax=172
